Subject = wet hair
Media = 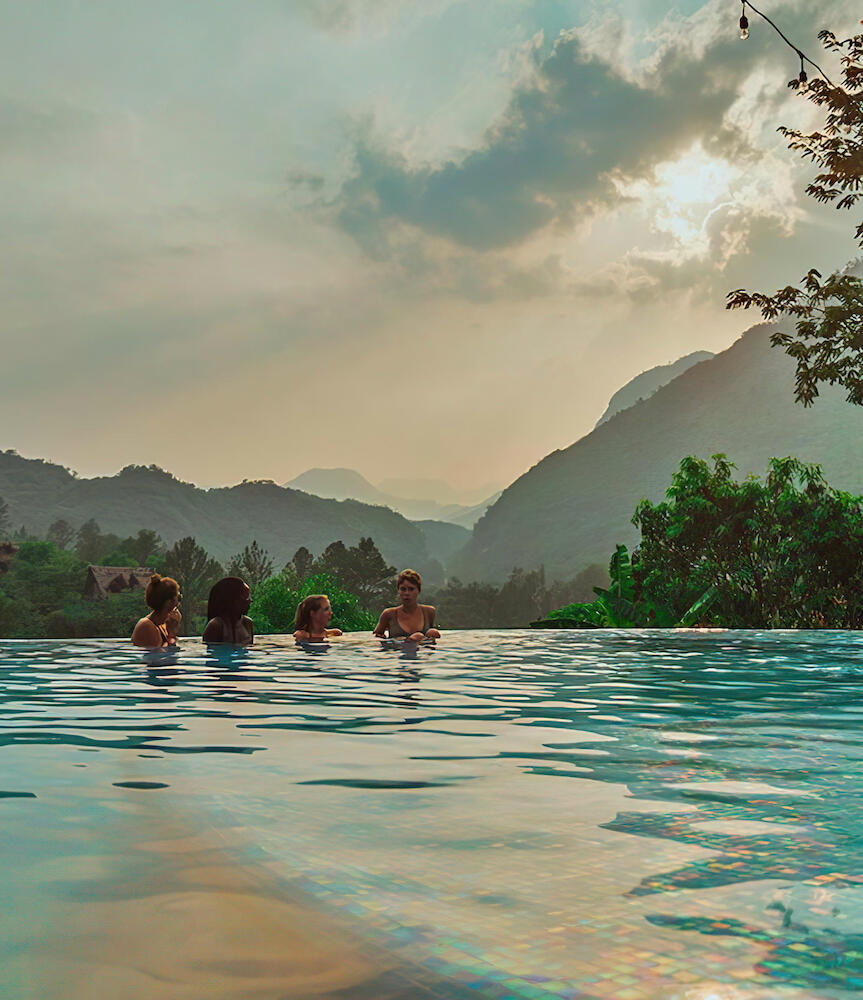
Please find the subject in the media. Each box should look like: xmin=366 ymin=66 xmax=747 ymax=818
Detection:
xmin=397 ymin=569 xmax=422 ymax=592
xmin=145 ymin=574 xmax=179 ymax=611
xmin=207 ymin=577 xmax=250 ymax=623
xmin=294 ymin=594 xmax=329 ymax=633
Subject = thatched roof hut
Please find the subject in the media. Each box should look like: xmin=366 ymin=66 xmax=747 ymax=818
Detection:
xmin=83 ymin=566 xmax=154 ymax=601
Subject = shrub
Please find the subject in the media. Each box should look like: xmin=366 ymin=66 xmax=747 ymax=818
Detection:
xmin=249 ymin=572 xmax=377 ymax=634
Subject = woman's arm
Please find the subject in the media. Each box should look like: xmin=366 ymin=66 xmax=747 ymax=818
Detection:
xmin=132 ymin=618 xmax=163 ymax=648
xmin=293 ymin=629 xmax=310 ymax=640
xmin=373 ymin=610 xmax=391 ymax=637
xmin=325 ymin=628 xmax=343 ymax=637
xmin=425 ymin=605 xmax=441 ymax=640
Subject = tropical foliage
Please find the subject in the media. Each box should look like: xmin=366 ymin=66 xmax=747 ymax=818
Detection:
xmin=0 ymin=541 xmax=144 ymax=638
xmin=727 ymin=28 xmax=863 ymax=406
xmin=536 ymin=455 xmax=863 ymax=629
xmin=532 ymin=545 xmax=713 ymax=628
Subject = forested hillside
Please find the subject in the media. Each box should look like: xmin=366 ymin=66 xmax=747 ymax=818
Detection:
xmin=0 ymin=454 xmax=443 ymax=577
xmin=452 ymin=324 xmax=863 ymax=582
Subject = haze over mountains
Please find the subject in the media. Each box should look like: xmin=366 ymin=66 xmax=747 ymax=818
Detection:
xmin=452 ymin=323 xmax=863 ymax=582
xmin=7 ymin=319 xmax=863 ymax=591
xmin=284 ymin=468 xmax=500 ymax=526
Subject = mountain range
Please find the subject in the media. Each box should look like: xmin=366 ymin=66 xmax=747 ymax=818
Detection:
xmin=451 ymin=323 xmax=863 ymax=582
xmin=0 ymin=454 xmax=454 ymax=582
xmin=7 ymin=319 xmax=863 ymax=589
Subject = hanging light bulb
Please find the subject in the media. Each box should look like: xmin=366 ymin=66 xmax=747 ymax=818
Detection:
xmin=798 ymin=57 xmax=808 ymax=90
xmin=739 ymin=4 xmax=749 ymax=40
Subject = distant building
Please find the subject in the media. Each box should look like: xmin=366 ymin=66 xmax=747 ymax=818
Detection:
xmin=0 ymin=541 xmax=17 ymax=574
xmin=83 ymin=566 xmax=154 ymax=601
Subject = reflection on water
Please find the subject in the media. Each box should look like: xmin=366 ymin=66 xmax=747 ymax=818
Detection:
xmin=3 ymin=630 xmax=863 ymax=999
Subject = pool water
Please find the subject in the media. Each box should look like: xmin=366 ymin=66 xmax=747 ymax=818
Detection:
xmin=3 ymin=630 xmax=863 ymax=999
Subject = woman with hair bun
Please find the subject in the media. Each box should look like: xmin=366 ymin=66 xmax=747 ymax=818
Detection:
xmin=131 ymin=574 xmax=182 ymax=647
xmin=202 ymin=577 xmax=254 ymax=645
xmin=374 ymin=569 xmax=440 ymax=641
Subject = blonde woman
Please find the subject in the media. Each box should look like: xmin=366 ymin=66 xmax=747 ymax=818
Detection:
xmin=374 ymin=569 xmax=440 ymax=641
xmin=294 ymin=595 xmax=343 ymax=641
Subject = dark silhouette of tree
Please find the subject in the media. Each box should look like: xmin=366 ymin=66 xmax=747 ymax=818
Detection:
xmin=227 ymin=540 xmax=274 ymax=585
xmin=75 ymin=519 xmax=106 ymax=563
xmin=287 ymin=546 xmax=314 ymax=581
xmin=125 ymin=529 xmax=163 ymax=566
xmin=433 ymin=564 xmax=608 ymax=628
xmin=728 ymin=28 xmax=863 ymax=405
xmin=434 ymin=578 xmax=499 ymax=628
xmin=164 ymin=536 xmax=223 ymax=627
xmin=313 ymin=537 xmax=395 ymax=609
xmin=0 ymin=496 xmax=10 ymax=538
xmin=47 ymin=519 xmax=75 ymax=550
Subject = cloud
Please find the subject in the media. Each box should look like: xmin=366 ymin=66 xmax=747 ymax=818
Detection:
xmin=330 ymin=0 xmax=854 ymax=286
xmin=332 ymin=14 xmax=769 ymax=255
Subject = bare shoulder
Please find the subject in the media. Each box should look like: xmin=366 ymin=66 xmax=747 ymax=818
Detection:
xmin=202 ymin=618 xmax=223 ymax=642
xmin=132 ymin=617 xmax=160 ymax=647
xmin=294 ymin=629 xmax=310 ymax=640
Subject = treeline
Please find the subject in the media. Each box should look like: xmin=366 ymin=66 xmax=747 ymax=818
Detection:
xmin=1 ymin=507 xmax=602 ymax=637
xmin=430 ymin=565 xmax=608 ymax=628
xmin=536 ymin=455 xmax=863 ymax=629
xmin=0 ymin=513 xmax=399 ymax=638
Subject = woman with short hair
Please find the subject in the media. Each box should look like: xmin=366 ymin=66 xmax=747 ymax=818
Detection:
xmin=132 ymin=574 xmax=182 ymax=647
xmin=374 ymin=569 xmax=441 ymax=641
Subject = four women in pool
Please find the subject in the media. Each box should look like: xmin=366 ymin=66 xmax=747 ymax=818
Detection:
xmin=132 ymin=567 xmax=439 ymax=648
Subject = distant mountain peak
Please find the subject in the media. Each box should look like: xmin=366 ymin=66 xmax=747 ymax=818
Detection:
xmin=595 ymin=350 xmax=714 ymax=428
xmin=283 ymin=468 xmax=383 ymax=503
xmin=284 ymin=467 xmax=499 ymax=527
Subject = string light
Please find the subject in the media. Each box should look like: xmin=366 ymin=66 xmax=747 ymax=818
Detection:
xmin=736 ymin=0 xmax=833 ymax=86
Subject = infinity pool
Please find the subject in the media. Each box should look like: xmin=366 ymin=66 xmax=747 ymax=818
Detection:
xmin=3 ymin=630 xmax=863 ymax=999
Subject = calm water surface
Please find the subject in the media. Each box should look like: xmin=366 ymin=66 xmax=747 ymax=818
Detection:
xmin=3 ymin=630 xmax=863 ymax=999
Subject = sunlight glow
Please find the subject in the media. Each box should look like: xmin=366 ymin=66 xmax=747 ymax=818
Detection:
xmin=618 ymin=144 xmax=748 ymax=261
xmin=652 ymin=147 xmax=737 ymax=208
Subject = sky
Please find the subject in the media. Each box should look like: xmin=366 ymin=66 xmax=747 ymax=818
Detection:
xmin=0 ymin=0 xmax=859 ymax=495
